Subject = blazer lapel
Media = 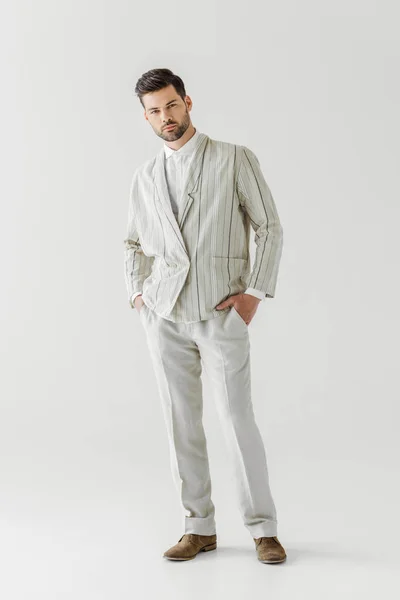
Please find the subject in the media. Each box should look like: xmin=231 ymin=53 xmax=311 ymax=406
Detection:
xmin=177 ymin=133 xmax=209 ymax=228
xmin=154 ymin=133 xmax=209 ymax=246
xmin=154 ymin=147 xmax=187 ymax=254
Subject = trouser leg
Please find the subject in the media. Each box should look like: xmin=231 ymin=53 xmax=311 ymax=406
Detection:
xmin=193 ymin=307 xmax=278 ymax=538
xmin=139 ymin=306 xmax=216 ymax=535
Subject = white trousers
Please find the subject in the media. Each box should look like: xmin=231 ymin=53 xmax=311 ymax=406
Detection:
xmin=139 ymin=303 xmax=278 ymax=539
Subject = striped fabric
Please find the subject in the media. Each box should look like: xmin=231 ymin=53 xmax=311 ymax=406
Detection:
xmin=124 ymin=132 xmax=283 ymax=323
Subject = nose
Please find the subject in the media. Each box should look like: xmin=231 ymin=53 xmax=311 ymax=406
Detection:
xmin=162 ymin=110 xmax=175 ymax=122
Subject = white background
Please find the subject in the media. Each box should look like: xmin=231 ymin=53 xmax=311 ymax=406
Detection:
xmin=1 ymin=0 xmax=399 ymax=598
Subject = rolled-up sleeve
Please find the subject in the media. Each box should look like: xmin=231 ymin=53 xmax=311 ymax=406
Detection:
xmin=123 ymin=174 xmax=154 ymax=308
xmin=236 ymin=146 xmax=284 ymax=298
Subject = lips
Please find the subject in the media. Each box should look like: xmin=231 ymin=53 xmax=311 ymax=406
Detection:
xmin=164 ymin=124 xmax=176 ymax=130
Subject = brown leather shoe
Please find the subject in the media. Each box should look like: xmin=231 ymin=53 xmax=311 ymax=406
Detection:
xmin=254 ymin=536 xmax=287 ymax=563
xmin=163 ymin=533 xmax=217 ymax=561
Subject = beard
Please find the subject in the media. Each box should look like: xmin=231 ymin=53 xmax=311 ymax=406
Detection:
xmin=157 ymin=110 xmax=191 ymax=142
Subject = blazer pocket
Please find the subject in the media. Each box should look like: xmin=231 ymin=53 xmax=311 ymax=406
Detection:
xmin=212 ymin=256 xmax=249 ymax=299
xmin=154 ymin=257 xmax=179 ymax=276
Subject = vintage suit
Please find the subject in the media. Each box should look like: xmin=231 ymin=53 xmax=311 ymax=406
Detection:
xmin=123 ymin=131 xmax=284 ymax=539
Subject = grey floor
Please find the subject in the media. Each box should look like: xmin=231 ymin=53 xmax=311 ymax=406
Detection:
xmin=1 ymin=454 xmax=398 ymax=600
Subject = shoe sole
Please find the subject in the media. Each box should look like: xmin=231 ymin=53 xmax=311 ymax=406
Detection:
xmin=258 ymin=556 xmax=287 ymax=564
xmin=163 ymin=542 xmax=217 ymax=560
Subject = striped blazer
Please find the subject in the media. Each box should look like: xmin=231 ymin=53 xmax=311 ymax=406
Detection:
xmin=123 ymin=132 xmax=283 ymax=323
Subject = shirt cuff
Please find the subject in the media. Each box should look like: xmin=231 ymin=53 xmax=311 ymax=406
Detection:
xmin=244 ymin=287 xmax=265 ymax=301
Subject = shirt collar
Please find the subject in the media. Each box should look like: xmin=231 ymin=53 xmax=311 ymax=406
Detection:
xmin=164 ymin=128 xmax=200 ymax=159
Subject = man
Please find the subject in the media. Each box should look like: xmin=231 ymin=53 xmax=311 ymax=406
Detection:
xmin=124 ymin=68 xmax=286 ymax=564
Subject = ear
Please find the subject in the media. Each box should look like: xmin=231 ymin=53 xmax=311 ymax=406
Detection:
xmin=185 ymin=95 xmax=193 ymax=111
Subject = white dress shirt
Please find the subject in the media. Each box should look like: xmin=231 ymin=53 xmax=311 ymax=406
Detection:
xmin=131 ymin=128 xmax=264 ymax=306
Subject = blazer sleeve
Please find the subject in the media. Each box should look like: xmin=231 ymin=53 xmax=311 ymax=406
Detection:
xmin=236 ymin=146 xmax=284 ymax=298
xmin=123 ymin=173 xmax=154 ymax=308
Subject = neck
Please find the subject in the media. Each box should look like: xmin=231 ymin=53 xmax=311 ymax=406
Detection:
xmin=165 ymin=124 xmax=196 ymax=151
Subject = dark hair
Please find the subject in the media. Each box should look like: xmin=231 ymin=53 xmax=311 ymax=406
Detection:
xmin=134 ymin=68 xmax=187 ymax=108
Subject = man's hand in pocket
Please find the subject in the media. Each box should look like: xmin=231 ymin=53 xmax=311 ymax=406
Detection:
xmin=134 ymin=295 xmax=145 ymax=312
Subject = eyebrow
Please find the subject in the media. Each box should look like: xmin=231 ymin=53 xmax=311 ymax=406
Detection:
xmin=147 ymin=99 xmax=178 ymax=111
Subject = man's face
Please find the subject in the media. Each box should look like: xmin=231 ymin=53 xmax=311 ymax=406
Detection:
xmin=142 ymin=84 xmax=192 ymax=142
